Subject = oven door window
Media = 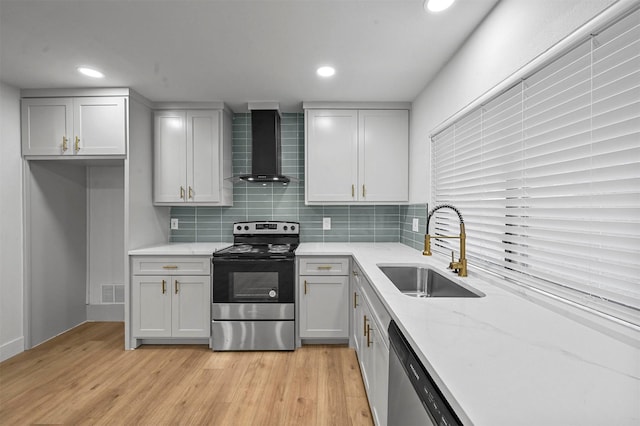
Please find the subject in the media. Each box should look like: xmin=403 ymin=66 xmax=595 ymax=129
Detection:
xmin=213 ymin=259 xmax=294 ymax=303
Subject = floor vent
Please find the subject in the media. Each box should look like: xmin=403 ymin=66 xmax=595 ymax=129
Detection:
xmin=101 ymin=284 xmax=125 ymax=304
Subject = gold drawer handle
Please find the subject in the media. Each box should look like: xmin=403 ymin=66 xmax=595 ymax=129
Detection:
xmin=180 ymin=186 xmax=185 ymax=199
xmin=304 ymin=280 xmax=308 ymax=294
xmin=353 ymin=292 xmax=358 ymax=309
xmin=175 ymin=280 xmax=179 ymax=294
xmin=188 ymin=186 xmax=193 ymax=199
xmin=317 ymin=265 xmax=332 ymax=270
xmin=161 ymin=279 xmax=166 ymax=294
xmin=163 ymin=265 xmax=178 ymax=270
xmin=366 ymin=324 xmax=372 ymax=347
xmin=74 ymin=136 xmax=80 ymax=152
xmin=363 ymin=314 xmax=368 ymax=336
xmin=62 ymin=136 xmax=68 ymax=152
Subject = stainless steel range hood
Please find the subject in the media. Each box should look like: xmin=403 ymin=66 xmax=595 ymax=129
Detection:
xmin=238 ymin=107 xmax=292 ymax=184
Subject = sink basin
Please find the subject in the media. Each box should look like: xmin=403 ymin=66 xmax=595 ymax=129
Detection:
xmin=378 ymin=265 xmax=484 ymax=298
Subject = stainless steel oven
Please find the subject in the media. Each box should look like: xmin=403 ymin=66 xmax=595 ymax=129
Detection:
xmin=211 ymin=221 xmax=298 ymax=351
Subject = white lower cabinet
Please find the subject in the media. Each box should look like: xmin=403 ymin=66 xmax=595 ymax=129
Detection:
xmin=131 ymin=257 xmax=210 ymax=339
xmin=298 ymin=257 xmax=350 ymax=339
xmin=352 ymin=262 xmax=389 ymax=426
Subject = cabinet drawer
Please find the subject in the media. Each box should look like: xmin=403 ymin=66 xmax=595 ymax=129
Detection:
xmin=299 ymin=257 xmax=350 ymax=275
xmin=132 ymin=256 xmax=211 ymax=275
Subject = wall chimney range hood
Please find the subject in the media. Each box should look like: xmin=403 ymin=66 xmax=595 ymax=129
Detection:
xmin=238 ymin=103 xmax=293 ymax=184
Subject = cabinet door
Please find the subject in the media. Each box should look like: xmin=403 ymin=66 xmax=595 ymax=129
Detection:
xmin=305 ymin=110 xmax=358 ymax=203
xmin=154 ymin=111 xmax=187 ymax=203
xmin=187 ymin=110 xmax=221 ymax=203
xmin=21 ymin=98 xmax=73 ymax=156
xmin=359 ymin=303 xmax=373 ymax=391
xmin=73 ymin=97 xmax=126 ymax=155
xmin=369 ymin=317 xmax=389 ymax=426
xmin=299 ymin=275 xmax=349 ymax=338
xmin=358 ymin=109 xmax=409 ymax=202
xmin=132 ymin=276 xmax=172 ymax=338
xmin=171 ymin=275 xmax=211 ymax=337
xmin=351 ymin=283 xmax=361 ymax=353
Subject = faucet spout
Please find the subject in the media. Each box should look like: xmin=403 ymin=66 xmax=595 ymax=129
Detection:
xmin=423 ymin=204 xmax=468 ymax=277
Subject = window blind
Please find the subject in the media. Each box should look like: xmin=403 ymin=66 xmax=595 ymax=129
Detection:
xmin=431 ymin=8 xmax=640 ymax=325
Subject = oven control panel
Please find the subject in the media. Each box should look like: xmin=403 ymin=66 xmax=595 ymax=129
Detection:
xmin=233 ymin=221 xmax=299 ymax=235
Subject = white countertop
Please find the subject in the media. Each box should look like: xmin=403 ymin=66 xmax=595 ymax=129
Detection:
xmin=297 ymin=243 xmax=640 ymax=426
xmin=128 ymin=242 xmax=232 ymax=256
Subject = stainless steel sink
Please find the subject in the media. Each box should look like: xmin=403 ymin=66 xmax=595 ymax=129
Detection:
xmin=378 ymin=265 xmax=484 ymax=298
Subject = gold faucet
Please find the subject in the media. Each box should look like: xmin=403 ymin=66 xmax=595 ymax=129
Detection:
xmin=423 ymin=204 xmax=467 ymax=277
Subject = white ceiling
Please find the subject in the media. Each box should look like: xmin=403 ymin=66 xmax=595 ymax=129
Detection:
xmin=0 ymin=0 xmax=498 ymax=112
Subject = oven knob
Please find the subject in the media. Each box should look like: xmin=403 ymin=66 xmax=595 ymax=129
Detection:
xmin=244 ymin=226 xmax=249 ymax=231
xmin=236 ymin=225 xmax=241 ymax=231
xmin=291 ymin=225 xmax=296 ymax=231
xmin=269 ymin=289 xmax=277 ymax=298
xmin=283 ymin=226 xmax=288 ymax=231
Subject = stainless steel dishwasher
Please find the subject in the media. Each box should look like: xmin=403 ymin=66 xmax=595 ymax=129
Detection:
xmin=388 ymin=320 xmax=462 ymax=426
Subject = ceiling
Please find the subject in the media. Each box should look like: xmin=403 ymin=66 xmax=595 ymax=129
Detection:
xmin=0 ymin=0 xmax=498 ymax=112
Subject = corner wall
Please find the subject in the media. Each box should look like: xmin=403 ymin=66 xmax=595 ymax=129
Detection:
xmin=0 ymin=82 xmax=24 ymax=361
xmin=409 ymin=0 xmax=617 ymax=203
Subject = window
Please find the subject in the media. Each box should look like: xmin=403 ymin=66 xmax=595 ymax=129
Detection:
xmin=431 ymin=8 xmax=640 ymax=325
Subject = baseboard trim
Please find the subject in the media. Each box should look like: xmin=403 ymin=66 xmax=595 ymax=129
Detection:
xmin=0 ymin=336 xmax=25 ymax=362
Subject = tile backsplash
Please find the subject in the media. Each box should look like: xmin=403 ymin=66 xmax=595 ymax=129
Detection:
xmin=169 ymin=112 xmax=426 ymax=245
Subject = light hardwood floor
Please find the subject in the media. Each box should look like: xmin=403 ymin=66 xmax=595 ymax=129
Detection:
xmin=0 ymin=322 xmax=373 ymax=425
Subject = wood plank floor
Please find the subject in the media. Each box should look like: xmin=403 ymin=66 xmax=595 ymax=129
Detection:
xmin=0 ymin=322 xmax=373 ymax=425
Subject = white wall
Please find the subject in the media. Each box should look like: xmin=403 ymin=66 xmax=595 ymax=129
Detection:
xmin=27 ymin=161 xmax=88 ymax=347
xmin=87 ymin=165 xmax=125 ymax=319
xmin=0 ymin=82 xmax=24 ymax=361
xmin=409 ymin=0 xmax=617 ymax=203
xmin=127 ymin=96 xmax=169 ymax=250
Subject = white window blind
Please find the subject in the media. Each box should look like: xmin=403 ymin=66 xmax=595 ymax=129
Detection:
xmin=431 ymin=8 xmax=640 ymax=325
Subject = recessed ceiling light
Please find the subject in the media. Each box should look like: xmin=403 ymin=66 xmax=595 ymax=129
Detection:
xmin=77 ymin=66 xmax=104 ymax=78
xmin=425 ymin=0 xmax=455 ymax=13
xmin=317 ymin=66 xmax=336 ymax=78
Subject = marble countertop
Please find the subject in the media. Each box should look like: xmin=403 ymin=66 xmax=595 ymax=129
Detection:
xmin=297 ymin=243 xmax=640 ymax=425
xmin=128 ymin=242 xmax=232 ymax=256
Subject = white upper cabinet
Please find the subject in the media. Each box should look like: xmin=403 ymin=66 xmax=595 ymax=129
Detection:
xmin=305 ymin=109 xmax=359 ymax=203
xmin=305 ymin=107 xmax=409 ymax=204
xmin=21 ymin=96 xmax=126 ymax=157
xmin=358 ymin=110 xmax=409 ymax=202
xmin=153 ymin=109 xmax=233 ymax=206
xmin=154 ymin=111 xmax=188 ymax=204
xmin=73 ymin=97 xmax=127 ymax=156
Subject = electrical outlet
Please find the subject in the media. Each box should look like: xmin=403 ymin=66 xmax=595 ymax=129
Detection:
xmin=322 ymin=217 xmax=331 ymax=230
xmin=171 ymin=218 xmax=179 ymax=230
xmin=412 ymin=218 xmax=419 ymax=232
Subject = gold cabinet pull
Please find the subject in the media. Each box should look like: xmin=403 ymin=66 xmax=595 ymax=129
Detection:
xmin=353 ymin=292 xmax=358 ymax=309
xmin=180 ymin=186 xmax=185 ymax=199
xmin=352 ymin=270 xmax=358 ymax=276
xmin=161 ymin=279 xmax=166 ymax=294
xmin=351 ymin=184 xmax=355 ymax=198
xmin=74 ymin=136 xmax=80 ymax=152
xmin=162 ymin=265 xmax=178 ymax=269
xmin=317 ymin=265 xmax=332 ymax=270
xmin=304 ymin=280 xmax=308 ymax=294
xmin=362 ymin=184 xmax=366 ymax=198
xmin=62 ymin=136 xmax=68 ymax=152
xmin=366 ymin=324 xmax=372 ymax=347
xmin=363 ymin=315 xmax=368 ymax=336
xmin=174 ymin=280 xmax=179 ymax=294
xmin=188 ymin=186 xmax=193 ymax=199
